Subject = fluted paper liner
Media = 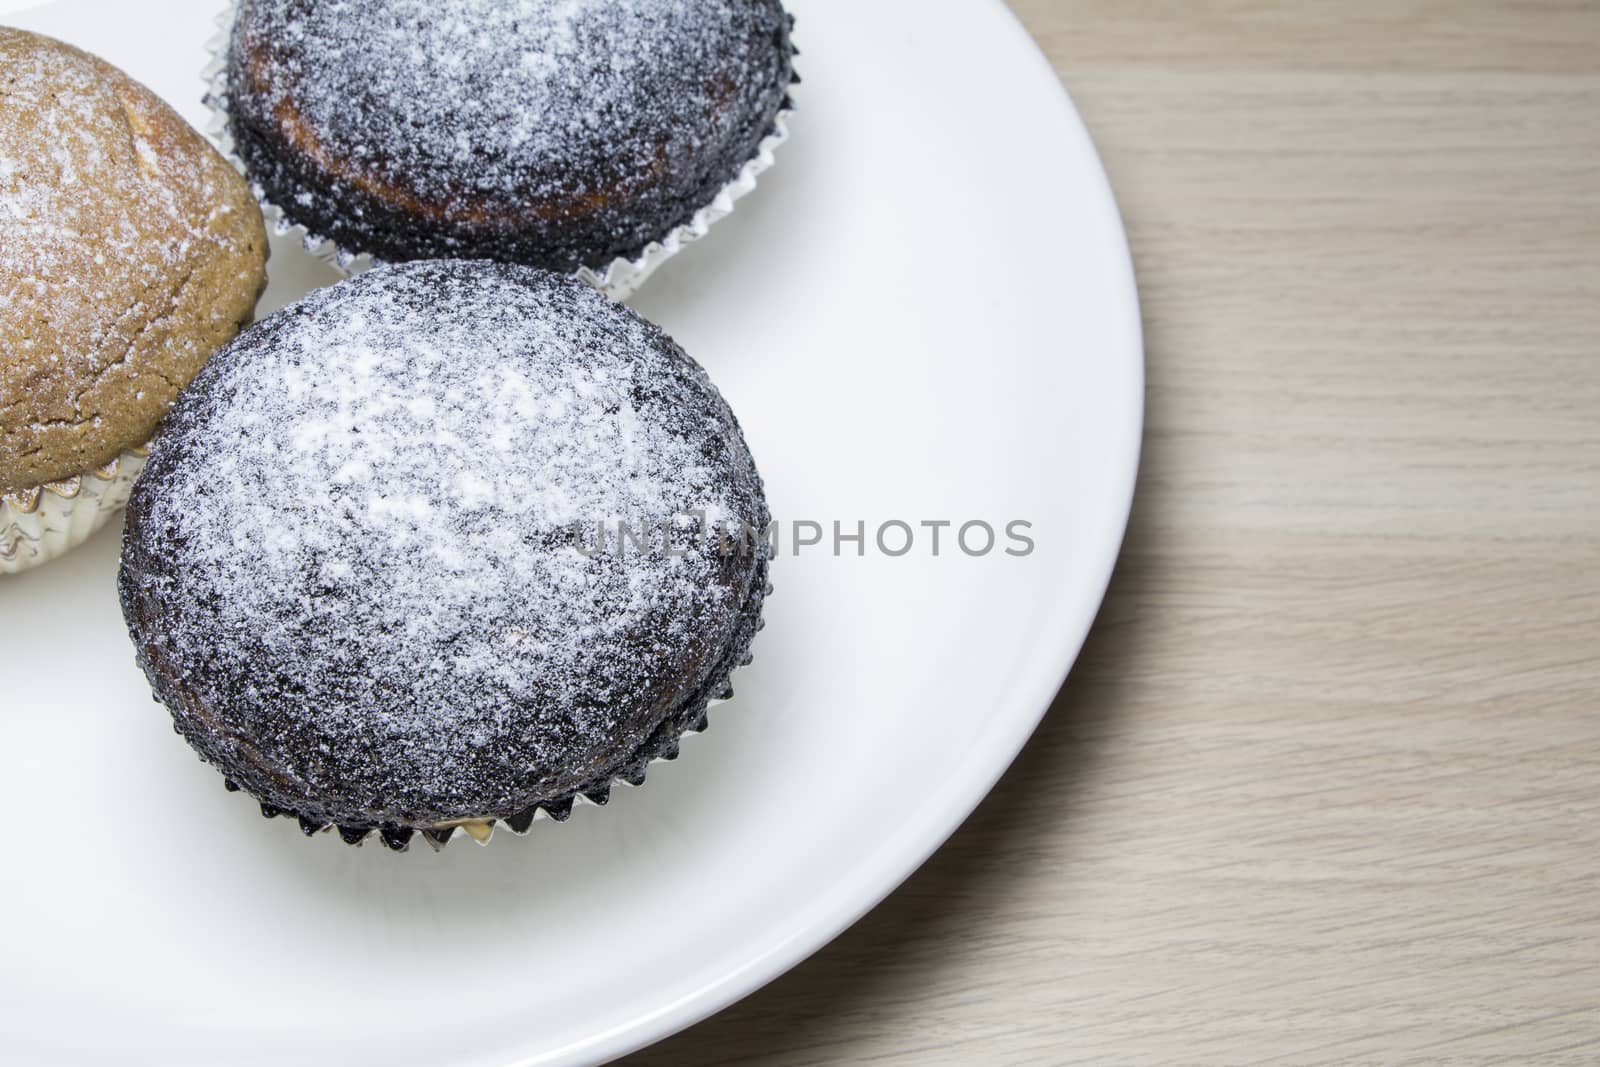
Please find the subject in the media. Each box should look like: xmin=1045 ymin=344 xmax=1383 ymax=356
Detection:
xmin=0 ymin=448 xmax=149 ymax=576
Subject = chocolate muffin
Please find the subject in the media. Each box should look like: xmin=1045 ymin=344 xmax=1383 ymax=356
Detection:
xmin=218 ymin=0 xmax=797 ymax=281
xmin=0 ymin=28 xmax=267 ymax=573
xmin=119 ymin=260 xmax=770 ymax=850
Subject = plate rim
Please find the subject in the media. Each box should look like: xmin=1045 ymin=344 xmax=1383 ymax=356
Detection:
xmin=518 ymin=6 xmax=1146 ymax=1064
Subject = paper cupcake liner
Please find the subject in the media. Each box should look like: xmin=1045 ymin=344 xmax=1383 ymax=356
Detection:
xmin=0 ymin=448 xmax=149 ymax=576
xmin=200 ymin=3 xmax=796 ymax=301
xmin=222 ymin=569 xmax=771 ymax=853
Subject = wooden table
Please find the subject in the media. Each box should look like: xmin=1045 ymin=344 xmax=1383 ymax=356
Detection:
xmin=626 ymin=2 xmax=1600 ymax=1063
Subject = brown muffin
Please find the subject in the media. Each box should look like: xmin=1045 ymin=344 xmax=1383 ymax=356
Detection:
xmin=0 ymin=27 xmax=267 ymax=498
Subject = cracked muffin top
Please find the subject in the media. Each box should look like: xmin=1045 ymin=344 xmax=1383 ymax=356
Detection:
xmin=0 ymin=28 xmax=267 ymax=494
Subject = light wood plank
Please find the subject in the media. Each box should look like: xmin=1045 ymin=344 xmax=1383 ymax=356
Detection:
xmin=627 ymin=3 xmax=1600 ymax=1063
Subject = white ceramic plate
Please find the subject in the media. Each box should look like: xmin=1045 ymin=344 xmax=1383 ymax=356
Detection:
xmin=0 ymin=1 xmax=1142 ymax=1063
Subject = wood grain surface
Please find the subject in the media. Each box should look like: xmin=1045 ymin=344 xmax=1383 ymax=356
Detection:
xmin=625 ymin=2 xmax=1600 ymax=1063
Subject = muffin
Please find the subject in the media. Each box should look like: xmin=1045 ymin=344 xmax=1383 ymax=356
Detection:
xmin=214 ymin=0 xmax=796 ymax=295
xmin=0 ymin=28 xmax=268 ymax=575
xmin=119 ymin=260 xmax=771 ymax=850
